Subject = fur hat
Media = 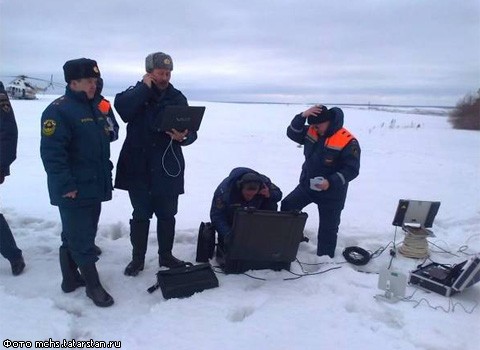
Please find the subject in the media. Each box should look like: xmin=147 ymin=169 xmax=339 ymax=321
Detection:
xmin=307 ymin=105 xmax=333 ymax=125
xmin=63 ymin=58 xmax=100 ymax=83
xmin=145 ymin=52 xmax=173 ymax=72
xmin=237 ymin=172 xmax=263 ymax=190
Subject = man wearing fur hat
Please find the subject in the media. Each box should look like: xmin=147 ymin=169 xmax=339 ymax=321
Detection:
xmin=40 ymin=58 xmax=114 ymax=307
xmin=210 ymin=167 xmax=282 ymax=264
xmin=114 ymin=52 xmax=197 ymax=276
xmin=281 ymin=105 xmax=360 ymax=258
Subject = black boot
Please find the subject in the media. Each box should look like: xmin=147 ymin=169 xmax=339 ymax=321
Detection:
xmin=0 ymin=213 xmax=24 ymax=275
xmin=157 ymin=217 xmax=186 ymax=268
xmin=10 ymin=255 xmax=26 ymax=276
xmin=159 ymin=252 xmax=187 ymax=268
xmin=124 ymin=220 xmax=149 ymax=276
xmin=59 ymin=247 xmax=85 ymax=293
xmin=79 ymin=263 xmax=114 ymax=307
xmin=124 ymin=259 xmax=144 ymax=276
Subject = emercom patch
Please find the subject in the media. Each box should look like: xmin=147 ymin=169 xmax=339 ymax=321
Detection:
xmin=42 ymin=119 xmax=57 ymax=136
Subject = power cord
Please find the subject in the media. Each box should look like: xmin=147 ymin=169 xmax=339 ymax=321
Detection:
xmin=341 ymin=241 xmax=395 ymax=267
xmin=211 ymin=261 xmax=342 ymax=281
xmin=162 ymin=138 xmax=182 ymax=177
xmin=342 ymin=246 xmax=371 ymax=266
xmin=401 ymin=289 xmax=478 ymax=314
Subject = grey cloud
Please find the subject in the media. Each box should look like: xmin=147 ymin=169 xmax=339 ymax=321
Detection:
xmin=1 ymin=0 xmax=478 ymax=106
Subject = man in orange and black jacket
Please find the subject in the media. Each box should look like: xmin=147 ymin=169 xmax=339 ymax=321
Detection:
xmin=281 ymin=105 xmax=360 ymax=258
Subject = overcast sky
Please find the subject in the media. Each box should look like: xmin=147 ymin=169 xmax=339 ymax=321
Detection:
xmin=1 ymin=0 xmax=479 ymax=106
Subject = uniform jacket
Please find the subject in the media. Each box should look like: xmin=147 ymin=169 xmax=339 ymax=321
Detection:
xmin=114 ymin=82 xmax=197 ymax=196
xmin=0 ymin=82 xmax=18 ymax=179
xmin=287 ymin=107 xmax=360 ymax=208
xmin=40 ymin=87 xmax=113 ymax=207
xmin=210 ymin=167 xmax=283 ymax=236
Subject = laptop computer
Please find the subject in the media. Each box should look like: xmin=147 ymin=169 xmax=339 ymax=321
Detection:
xmin=224 ymin=209 xmax=308 ymax=273
xmin=153 ymin=105 xmax=206 ymax=132
xmin=409 ymin=255 xmax=480 ymax=297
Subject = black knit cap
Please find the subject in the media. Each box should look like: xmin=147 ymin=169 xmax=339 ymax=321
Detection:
xmin=63 ymin=58 xmax=101 ymax=83
xmin=237 ymin=172 xmax=263 ymax=190
xmin=307 ymin=105 xmax=333 ymax=125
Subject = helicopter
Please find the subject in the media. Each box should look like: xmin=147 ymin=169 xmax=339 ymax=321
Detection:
xmin=4 ymin=75 xmax=64 ymax=100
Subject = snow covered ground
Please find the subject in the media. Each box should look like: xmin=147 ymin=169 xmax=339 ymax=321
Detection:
xmin=0 ymin=94 xmax=479 ymax=350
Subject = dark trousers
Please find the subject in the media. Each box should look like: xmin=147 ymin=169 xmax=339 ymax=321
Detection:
xmin=59 ymin=203 xmax=101 ymax=267
xmin=0 ymin=213 xmax=22 ymax=261
xmin=128 ymin=190 xmax=178 ymax=255
xmin=281 ymin=185 xmax=342 ymax=258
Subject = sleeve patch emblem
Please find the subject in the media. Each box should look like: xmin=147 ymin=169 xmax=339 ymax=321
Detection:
xmin=42 ymin=119 xmax=56 ymax=136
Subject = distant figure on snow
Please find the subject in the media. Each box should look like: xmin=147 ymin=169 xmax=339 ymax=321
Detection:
xmin=281 ymin=105 xmax=360 ymax=258
xmin=0 ymin=81 xmax=26 ymax=276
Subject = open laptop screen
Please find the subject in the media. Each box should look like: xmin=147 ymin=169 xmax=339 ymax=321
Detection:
xmin=153 ymin=105 xmax=206 ymax=132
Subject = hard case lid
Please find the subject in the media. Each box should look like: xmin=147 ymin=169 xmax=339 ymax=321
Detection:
xmin=452 ymin=255 xmax=480 ymax=292
xmin=229 ymin=209 xmax=308 ymax=262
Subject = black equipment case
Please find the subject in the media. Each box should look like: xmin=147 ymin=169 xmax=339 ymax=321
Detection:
xmin=408 ymin=255 xmax=480 ymax=297
xmin=223 ymin=209 xmax=308 ymax=274
xmin=148 ymin=263 xmax=219 ymax=299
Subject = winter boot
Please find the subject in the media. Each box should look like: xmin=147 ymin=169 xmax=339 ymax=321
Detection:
xmin=10 ymin=255 xmax=26 ymax=276
xmin=59 ymin=247 xmax=85 ymax=293
xmin=0 ymin=213 xmax=23 ymax=275
xmin=159 ymin=252 xmax=187 ymax=268
xmin=79 ymin=263 xmax=114 ymax=307
xmin=157 ymin=217 xmax=186 ymax=268
xmin=124 ymin=220 xmax=150 ymax=276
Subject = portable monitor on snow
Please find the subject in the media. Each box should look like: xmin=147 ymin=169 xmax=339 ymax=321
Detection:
xmin=392 ymin=199 xmax=440 ymax=236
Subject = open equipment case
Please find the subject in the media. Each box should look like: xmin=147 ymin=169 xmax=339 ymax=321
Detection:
xmin=408 ymin=254 xmax=480 ymax=297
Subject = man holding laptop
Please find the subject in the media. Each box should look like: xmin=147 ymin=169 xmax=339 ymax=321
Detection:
xmin=114 ymin=52 xmax=198 ymax=276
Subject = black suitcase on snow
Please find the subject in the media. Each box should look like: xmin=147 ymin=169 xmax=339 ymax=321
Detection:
xmin=148 ymin=263 xmax=219 ymax=299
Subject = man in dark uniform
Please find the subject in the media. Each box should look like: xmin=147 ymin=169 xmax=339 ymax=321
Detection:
xmin=114 ymin=52 xmax=197 ymax=276
xmin=281 ymin=105 xmax=360 ymax=258
xmin=210 ymin=167 xmax=282 ymax=261
xmin=40 ymin=58 xmax=114 ymax=307
xmin=0 ymin=81 xmax=26 ymax=276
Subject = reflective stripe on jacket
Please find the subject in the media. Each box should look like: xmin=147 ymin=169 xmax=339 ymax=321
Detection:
xmin=307 ymin=126 xmax=355 ymax=151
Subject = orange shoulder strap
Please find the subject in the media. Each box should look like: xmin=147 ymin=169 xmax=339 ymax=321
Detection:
xmin=306 ymin=126 xmax=319 ymax=142
xmin=98 ymin=99 xmax=111 ymax=114
xmin=325 ymin=128 xmax=355 ymax=150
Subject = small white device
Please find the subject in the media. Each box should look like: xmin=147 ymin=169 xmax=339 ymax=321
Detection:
xmin=309 ymin=176 xmax=325 ymax=191
xmin=374 ymin=268 xmax=408 ymax=303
